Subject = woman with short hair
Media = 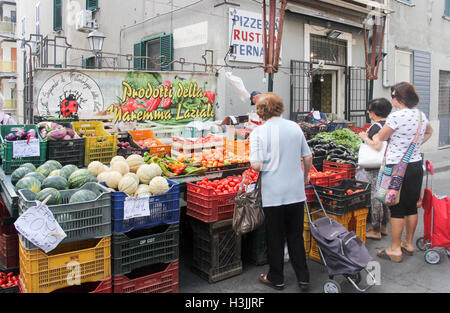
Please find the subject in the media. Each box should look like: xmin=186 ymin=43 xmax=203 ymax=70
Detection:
xmin=373 ymin=82 xmax=433 ymax=263
xmin=250 ymin=92 xmax=313 ymax=291
xmin=358 ymin=98 xmax=392 ymax=240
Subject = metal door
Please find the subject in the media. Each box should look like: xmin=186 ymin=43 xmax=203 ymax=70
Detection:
xmin=290 ymin=60 xmax=312 ymax=122
xmin=439 ymin=71 xmax=450 ymax=147
xmin=346 ymin=67 xmax=369 ymax=127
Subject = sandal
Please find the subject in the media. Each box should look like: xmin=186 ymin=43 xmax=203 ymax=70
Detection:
xmin=401 ymin=244 xmax=414 ymax=256
xmin=367 ymin=227 xmax=389 ymax=237
xmin=377 ymin=249 xmax=403 ymax=263
xmin=259 ymin=274 xmax=285 ymax=291
xmin=366 ymin=230 xmax=382 ymax=240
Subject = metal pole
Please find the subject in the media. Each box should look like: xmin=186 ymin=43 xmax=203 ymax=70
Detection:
xmin=268 ymin=73 xmax=274 ymax=92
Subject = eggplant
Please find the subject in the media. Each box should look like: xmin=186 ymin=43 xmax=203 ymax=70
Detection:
xmin=15 ymin=130 xmax=27 ymax=140
xmin=66 ymin=128 xmax=75 ymax=138
xmin=5 ymin=133 xmax=16 ymax=141
xmin=313 ymin=148 xmax=327 ymax=156
xmin=27 ymin=129 xmax=37 ymax=139
xmin=48 ymin=128 xmax=67 ymax=140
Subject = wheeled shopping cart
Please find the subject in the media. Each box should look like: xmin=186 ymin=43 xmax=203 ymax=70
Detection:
xmin=416 ymin=160 xmax=450 ymax=264
xmin=305 ymin=184 xmax=377 ymax=293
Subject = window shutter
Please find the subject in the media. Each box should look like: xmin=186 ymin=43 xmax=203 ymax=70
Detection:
xmin=159 ymin=34 xmax=173 ymax=71
xmin=445 ymin=0 xmax=450 ymax=17
xmin=133 ymin=42 xmax=146 ymax=70
xmin=87 ymin=0 xmax=98 ymax=10
xmin=54 ymin=0 xmax=62 ymax=31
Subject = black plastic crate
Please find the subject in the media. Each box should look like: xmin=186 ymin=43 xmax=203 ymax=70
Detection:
xmin=313 ymin=155 xmax=326 ymax=172
xmin=116 ymin=133 xmax=149 ymax=159
xmin=242 ymin=224 xmax=267 ymax=266
xmin=0 ymin=262 xmax=19 ymax=293
xmin=314 ymin=179 xmax=371 ymax=215
xmin=45 ymin=122 xmax=85 ymax=167
xmin=112 ymin=223 xmax=179 ymax=276
xmin=190 ymin=218 xmax=242 ymax=283
xmin=33 ymin=115 xmax=79 ymax=124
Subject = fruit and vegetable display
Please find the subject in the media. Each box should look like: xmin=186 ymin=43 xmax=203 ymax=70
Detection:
xmin=89 ymin=155 xmax=171 ymax=196
xmin=194 ymin=168 xmax=258 ymax=195
xmin=135 ymin=137 xmax=162 ymax=149
xmin=4 ymin=128 xmax=38 ymax=141
xmin=37 ymin=122 xmax=80 ymax=141
xmin=308 ymin=137 xmax=358 ymax=167
xmin=143 ymin=153 xmax=207 ymax=178
xmin=314 ymin=128 xmax=362 ymax=153
xmin=0 ymin=272 xmax=20 ymax=290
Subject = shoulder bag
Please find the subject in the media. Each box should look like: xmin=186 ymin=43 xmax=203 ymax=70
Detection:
xmin=358 ymin=123 xmax=387 ymax=169
xmin=375 ymin=110 xmax=423 ymax=206
xmin=232 ymin=172 xmax=265 ymax=236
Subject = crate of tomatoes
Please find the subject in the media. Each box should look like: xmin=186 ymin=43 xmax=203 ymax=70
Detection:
xmin=0 ymin=270 xmax=19 ymax=293
xmin=186 ymin=169 xmax=258 ymax=223
xmin=305 ymin=167 xmax=344 ymax=203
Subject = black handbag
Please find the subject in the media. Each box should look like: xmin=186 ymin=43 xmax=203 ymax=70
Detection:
xmin=232 ymin=172 xmax=265 ymax=236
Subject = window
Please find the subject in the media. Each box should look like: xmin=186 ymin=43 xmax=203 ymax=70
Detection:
xmin=394 ymin=49 xmax=412 ymax=83
xmin=397 ymin=0 xmax=412 ymax=4
xmin=11 ymin=11 xmax=16 ymax=23
xmin=53 ymin=0 xmax=62 ymax=31
xmin=82 ymin=56 xmax=98 ymax=69
xmin=445 ymin=0 xmax=450 ymax=18
xmin=310 ymin=34 xmax=347 ymax=66
xmin=87 ymin=0 xmax=98 ymax=11
xmin=133 ymin=34 xmax=173 ymax=71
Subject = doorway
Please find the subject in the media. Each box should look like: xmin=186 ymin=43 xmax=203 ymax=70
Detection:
xmin=312 ymin=70 xmax=337 ymax=114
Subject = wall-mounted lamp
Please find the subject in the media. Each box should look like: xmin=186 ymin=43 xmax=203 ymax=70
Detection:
xmin=327 ymin=30 xmax=343 ymax=39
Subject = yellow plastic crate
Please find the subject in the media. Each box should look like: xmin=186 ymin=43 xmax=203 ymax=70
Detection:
xmin=349 ymin=208 xmax=369 ymax=245
xmin=303 ymin=229 xmax=311 ymax=255
xmin=72 ymin=121 xmax=117 ymax=166
xmin=19 ymin=236 xmax=111 ymax=293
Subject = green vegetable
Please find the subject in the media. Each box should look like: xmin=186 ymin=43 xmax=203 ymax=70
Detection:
xmin=315 ymin=128 xmax=361 ymax=153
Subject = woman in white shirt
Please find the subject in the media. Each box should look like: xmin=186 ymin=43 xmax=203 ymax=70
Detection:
xmin=373 ymin=82 xmax=433 ymax=263
xmin=250 ymin=92 xmax=313 ymax=291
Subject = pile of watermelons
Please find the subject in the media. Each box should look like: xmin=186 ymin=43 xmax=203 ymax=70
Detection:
xmin=12 ymin=160 xmax=98 ymax=205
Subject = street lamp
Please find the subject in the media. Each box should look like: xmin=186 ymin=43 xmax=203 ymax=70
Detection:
xmin=87 ymin=30 xmax=105 ymax=69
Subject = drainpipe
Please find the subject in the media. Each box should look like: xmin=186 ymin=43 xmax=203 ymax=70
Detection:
xmin=382 ymin=0 xmax=391 ymax=89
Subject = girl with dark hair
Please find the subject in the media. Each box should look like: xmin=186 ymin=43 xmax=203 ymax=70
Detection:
xmin=373 ymin=82 xmax=433 ymax=263
xmin=358 ymin=98 xmax=392 ymax=240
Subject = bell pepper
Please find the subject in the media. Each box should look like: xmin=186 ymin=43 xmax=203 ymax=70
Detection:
xmin=204 ymin=91 xmax=215 ymax=105
xmin=173 ymin=164 xmax=187 ymax=175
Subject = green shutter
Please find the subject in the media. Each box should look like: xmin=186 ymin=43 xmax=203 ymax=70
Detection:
xmin=53 ymin=0 xmax=62 ymax=31
xmin=159 ymin=34 xmax=173 ymax=71
xmin=86 ymin=0 xmax=98 ymax=10
xmin=445 ymin=0 xmax=450 ymax=17
xmin=133 ymin=42 xmax=147 ymax=70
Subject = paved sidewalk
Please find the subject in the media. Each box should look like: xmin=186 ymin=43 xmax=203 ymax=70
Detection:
xmin=423 ymin=148 xmax=450 ymax=173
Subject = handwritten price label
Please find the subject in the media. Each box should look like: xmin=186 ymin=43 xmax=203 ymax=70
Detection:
xmin=14 ymin=201 xmax=67 ymax=253
xmin=13 ymin=139 xmax=40 ymax=158
xmin=124 ymin=196 xmax=150 ymax=220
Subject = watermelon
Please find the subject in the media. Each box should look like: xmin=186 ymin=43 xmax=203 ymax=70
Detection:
xmin=44 ymin=160 xmax=63 ymax=170
xmin=36 ymin=164 xmax=53 ymax=177
xmin=24 ymin=172 xmax=46 ymax=184
xmin=15 ymin=176 xmax=41 ymax=194
xmin=69 ymin=190 xmax=98 ymax=204
xmin=60 ymin=165 xmax=78 ymax=179
xmin=11 ymin=167 xmax=33 ymax=185
xmin=42 ymin=176 xmax=68 ymax=190
xmin=68 ymin=169 xmax=96 ymax=189
xmin=49 ymin=169 xmax=62 ymax=177
xmin=36 ymin=188 xmax=62 ymax=205
xmin=19 ymin=163 xmax=37 ymax=171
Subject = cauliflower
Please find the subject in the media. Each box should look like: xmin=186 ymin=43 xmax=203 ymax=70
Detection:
xmin=149 ymin=176 xmax=170 ymax=195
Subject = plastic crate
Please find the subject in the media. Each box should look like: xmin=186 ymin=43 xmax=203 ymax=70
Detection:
xmin=242 ymin=225 xmax=267 ymax=266
xmin=349 ymin=208 xmax=369 ymax=245
xmin=0 ymin=195 xmax=16 ymax=235
xmin=129 ymin=130 xmax=171 ymax=156
xmin=72 ymin=121 xmax=118 ymax=166
xmin=113 ymin=261 xmax=179 ymax=293
xmin=312 ymin=155 xmax=326 ymax=172
xmin=303 ymin=228 xmax=311 ymax=255
xmin=117 ymin=133 xmax=149 ymax=159
xmin=17 ymin=182 xmax=112 ymax=250
xmin=33 ymin=116 xmax=79 ymax=124
xmin=110 ymin=179 xmax=180 ymax=234
xmin=0 ymin=233 xmax=18 ymax=269
xmin=46 ymin=123 xmax=85 ymax=168
xmin=314 ymin=180 xmax=371 ymax=215
xmin=20 ymin=278 xmax=113 ymax=293
xmin=0 ymin=125 xmax=47 ymax=174
xmin=19 ymin=236 xmax=111 ymax=294
xmin=190 ymin=218 xmax=242 ymax=283
xmin=323 ymin=161 xmax=356 ymax=180
xmin=0 ymin=265 xmax=19 ymax=293
xmin=112 ymin=223 xmax=179 ymax=276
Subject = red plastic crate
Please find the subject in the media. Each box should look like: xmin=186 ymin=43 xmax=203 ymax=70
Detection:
xmin=186 ymin=203 xmax=235 ymax=223
xmin=113 ymin=261 xmax=179 ymax=293
xmin=19 ymin=277 xmax=112 ymax=293
xmin=323 ymin=161 xmax=356 ymax=179
xmin=0 ymin=233 xmax=18 ymax=269
xmin=0 ymin=196 xmax=16 ymax=235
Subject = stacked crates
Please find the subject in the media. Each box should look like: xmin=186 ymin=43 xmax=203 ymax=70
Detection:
xmin=0 ymin=195 xmax=18 ymax=278
xmin=110 ymin=179 xmax=180 ymax=293
xmin=17 ymin=182 xmax=113 ymax=293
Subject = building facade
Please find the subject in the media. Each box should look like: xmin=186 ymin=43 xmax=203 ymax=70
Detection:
xmin=16 ymin=0 xmax=450 ymax=151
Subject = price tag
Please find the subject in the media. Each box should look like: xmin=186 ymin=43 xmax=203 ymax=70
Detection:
xmin=230 ymin=116 xmax=238 ymax=125
xmin=14 ymin=201 xmax=67 ymax=253
xmin=13 ymin=139 xmax=40 ymax=158
xmin=124 ymin=196 xmax=150 ymax=220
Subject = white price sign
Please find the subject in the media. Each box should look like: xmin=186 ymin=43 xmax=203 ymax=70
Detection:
xmin=14 ymin=201 xmax=67 ymax=253
xmin=124 ymin=196 xmax=150 ymax=220
xmin=13 ymin=139 xmax=40 ymax=158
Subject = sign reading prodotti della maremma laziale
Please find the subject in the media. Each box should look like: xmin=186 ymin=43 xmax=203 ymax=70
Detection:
xmin=35 ymin=70 xmax=216 ymax=125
